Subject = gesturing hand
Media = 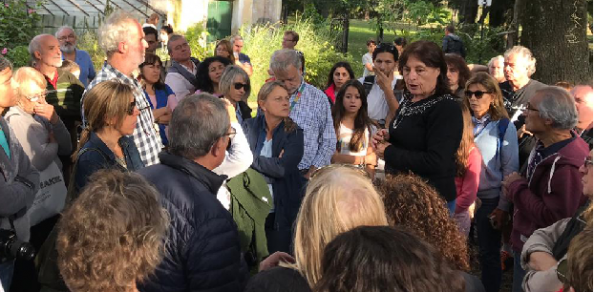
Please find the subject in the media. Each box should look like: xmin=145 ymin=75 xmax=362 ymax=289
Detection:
xmin=35 ymin=103 xmax=58 ymax=124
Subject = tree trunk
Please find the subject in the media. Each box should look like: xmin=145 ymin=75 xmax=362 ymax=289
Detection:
xmin=489 ymin=0 xmax=513 ymax=27
xmin=521 ymin=0 xmax=592 ymax=85
xmin=461 ymin=0 xmax=478 ymax=23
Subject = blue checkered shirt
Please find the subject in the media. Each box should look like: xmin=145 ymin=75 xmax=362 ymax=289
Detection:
xmin=82 ymin=64 xmax=161 ymax=166
xmin=290 ymin=82 xmax=336 ymax=170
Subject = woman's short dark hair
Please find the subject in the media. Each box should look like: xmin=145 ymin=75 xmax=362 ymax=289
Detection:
xmin=326 ymin=62 xmax=355 ymax=88
xmin=139 ymin=53 xmax=165 ymax=90
xmin=372 ymin=43 xmax=398 ymax=62
xmin=398 ymin=40 xmax=451 ymax=97
xmin=394 ymin=37 xmax=407 ymax=47
xmin=196 ymin=56 xmax=231 ymax=94
xmin=316 ymin=226 xmax=465 ymax=292
xmin=445 ymin=53 xmax=470 ymax=90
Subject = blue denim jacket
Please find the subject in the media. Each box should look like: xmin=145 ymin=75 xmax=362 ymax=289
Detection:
xmin=74 ymin=132 xmax=144 ymax=192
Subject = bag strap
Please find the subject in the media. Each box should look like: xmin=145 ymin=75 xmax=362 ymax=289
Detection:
xmin=496 ymin=118 xmax=510 ymax=157
xmin=363 ymin=75 xmax=375 ymax=97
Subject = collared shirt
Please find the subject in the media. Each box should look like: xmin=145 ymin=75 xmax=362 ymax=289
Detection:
xmin=165 ymin=61 xmax=198 ymax=102
xmin=357 ymin=75 xmax=398 ymax=122
xmin=289 ymin=82 xmax=336 ymax=169
xmin=61 ymin=49 xmax=96 ymax=87
xmin=83 ymin=63 xmax=161 ymax=166
xmin=527 ymin=133 xmax=576 ymax=179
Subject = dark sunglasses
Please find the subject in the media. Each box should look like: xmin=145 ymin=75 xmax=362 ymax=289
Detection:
xmin=376 ymin=43 xmax=396 ymax=51
xmin=126 ymin=100 xmax=137 ymax=115
xmin=465 ymin=90 xmax=490 ymax=99
xmin=234 ymin=82 xmax=250 ymax=91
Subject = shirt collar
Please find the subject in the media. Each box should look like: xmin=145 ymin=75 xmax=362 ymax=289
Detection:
xmin=472 ymin=113 xmax=491 ymax=124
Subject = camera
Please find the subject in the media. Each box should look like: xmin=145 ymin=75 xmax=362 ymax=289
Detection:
xmin=0 ymin=230 xmax=35 ymax=261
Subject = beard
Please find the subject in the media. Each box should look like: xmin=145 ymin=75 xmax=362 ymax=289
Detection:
xmin=60 ymin=42 xmax=76 ymax=54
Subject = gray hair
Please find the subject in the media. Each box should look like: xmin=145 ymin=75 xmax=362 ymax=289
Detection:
xmin=536 ymin=86 xmax=578 ymax=130
xmin=219 ymin=65 xmax=250 ymax=100
xmin=98 ymin=10 xmax=136 ymax=56
xmin=231 ymin=35 xmax=243 ymax=45
xmin=504 ymin=46 xmax=537 ymax=77
xmin=488 ymin=55 xmax=503 ymax=67
xmin=55 ymin=25 xmax=75 ymax=38
xmin=270 ymin=49 xmax=302 ymax=74
xmin=168 ymin=93 xmax=229 ymax=160
xmin=167 ymin=34 xmax=185 ymax=54
xmin=28 ymin=34 xmax=52 ymax=61
xmin=0 ymin=56 xmax=13 ymax=72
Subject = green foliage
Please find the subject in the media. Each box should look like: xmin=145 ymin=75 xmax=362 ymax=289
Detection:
xmin=5 ymin=46 xmax=30 ymax=68
xmin=239 ymin=17 xmax=358 ymax=102
xmin=77 ymin=31 xmax=105 ymax=72
xmin=0 ymin=0 xmax=41 ymax=67
xmin=457 ymin=24 xmax=505 ymax=64
xmin=185 ymin=21 xmax=215 ymax=61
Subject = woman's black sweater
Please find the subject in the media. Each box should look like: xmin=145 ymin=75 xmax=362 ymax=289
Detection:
xmin=385 ymin=93 xmax=463 ymax=202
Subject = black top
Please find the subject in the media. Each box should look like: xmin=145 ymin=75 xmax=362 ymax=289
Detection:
xmin=385 ymin=93 xmax=463 ymax=201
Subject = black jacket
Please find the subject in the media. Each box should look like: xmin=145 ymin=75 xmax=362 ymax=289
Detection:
xmin=138 ymin=151 xmax=246 ymax=292
xmin=442 ymin=34 xmax=466 ymax=58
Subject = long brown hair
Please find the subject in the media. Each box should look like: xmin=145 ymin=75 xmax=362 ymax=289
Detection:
xmin=332 ymin=80 xmax=375 ymax=152
xmin=455 ymin=102 xmax=476 ymax=177
xmin=463 ymin=72 xmax=509 ymax=121
xmin=379 ymin=173 xmax=470 ymax=271
xmin=73 ymin=81 xmax=135 ymax=162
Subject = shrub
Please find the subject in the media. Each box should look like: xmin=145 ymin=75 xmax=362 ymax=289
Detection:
xmin=4 ymin=46 xmax=30 ymax=68
xmin=0 ymin=0 xmax=41 ymax=50
xmin=239 ymin=17 xmax=358 ymax=102
xmin=185 ymin=21 xmax=215 ymax=61
xmin=77 ymin=31 xmax=105 ymax=71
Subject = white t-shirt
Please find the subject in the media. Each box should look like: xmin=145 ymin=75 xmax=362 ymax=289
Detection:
xmin=357 ymin=75 xmax=399 ymax=122
xmin=362 ymin=53 xmax=373 ymax=77
xmin=337 ymin=123 xmax=370 ymax=157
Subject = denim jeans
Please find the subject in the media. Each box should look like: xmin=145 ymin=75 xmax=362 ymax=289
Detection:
xmin=513 ymin=252 xmax=527 ymax=292
xmin=476 ymin=197 xmax=502 ymax=292
xmin=0 ymin=260 xmax=14 ymax=292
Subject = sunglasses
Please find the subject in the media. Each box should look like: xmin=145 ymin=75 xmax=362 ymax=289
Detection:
xmin=376 ymin=43 xmax=396 ymax=51
xmin=126 ymin=100 xmax=137 ymax=115
xmin=234 ymin=82 xmax=250 ymax=91
xmin=584 ymin=157 xmax=593 ymax=168
xmin=465 ymin=90 xmax=490 ymax=99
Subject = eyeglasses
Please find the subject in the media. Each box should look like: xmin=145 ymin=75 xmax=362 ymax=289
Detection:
xmin=584 ymin=157 xmax=593 ymax=168
xmin=224 ymin=127 xmax=237 ymax=140
xmin=126 ymin=100 xmax=137 ymax=115
xmin=376 ymin=43 xmax=397 ymax=52
xmin=282 ymin=38 xmax=296 ymax=42
xmin=465 ymin=90 xmax=490 ymax=99
xmin=525 ymin=102 xmax=539 ymax=112
xmin=233 ymin=82 xmax=250 ymax=91
xmin=556 ymin=258 xmax=568 ymax=284
xmin=26 ymin=91 xmax=46 ymax=102
xmin=57 ymin=35 xmax=76 ymax=42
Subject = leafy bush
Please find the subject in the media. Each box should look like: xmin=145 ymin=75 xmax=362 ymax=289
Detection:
xmin=239 ymin=17 xmax=358 ymax=102
xmin=0 ymin=0 xmax=41 ymax=50
xmin=4 ymin=46 xmax=30 ymax=68
xmin=77 ymin=31 xmax=105 ymax=71
xmin=185 ymin=22 xmax=215 ymax=61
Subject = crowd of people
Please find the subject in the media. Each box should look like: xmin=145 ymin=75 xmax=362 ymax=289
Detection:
xmin=0 ymin=9 xmax=592 ymax=292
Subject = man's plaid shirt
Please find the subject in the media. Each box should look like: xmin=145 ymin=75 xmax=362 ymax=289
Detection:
xmin=82 ymin=64 xmax=161 ymax=166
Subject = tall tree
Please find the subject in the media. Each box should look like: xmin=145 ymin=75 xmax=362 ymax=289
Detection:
xmin=520 ymin=0 xmax=592 ymax=84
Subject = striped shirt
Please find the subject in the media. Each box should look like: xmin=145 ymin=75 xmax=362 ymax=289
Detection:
xmin=82 ymin=64 xmax=161 ymax=166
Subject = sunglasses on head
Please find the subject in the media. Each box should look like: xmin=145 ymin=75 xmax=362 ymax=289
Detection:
xmin=465 ymin=90 xmax=490 ymax=99
xmin=126 ymin=100 xmax=137 ymax=115
xmin=376 ymin=43 xmax=396 ymax=51
xmin=234 ymin=82 xmax=250 ymax=91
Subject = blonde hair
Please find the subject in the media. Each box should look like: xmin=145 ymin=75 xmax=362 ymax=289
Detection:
xmin=57 ymin=170 xmax=169 ymax=292
xmin=293 ymin=165 xmax=388 ymax=287
xmin=74 ymin=81 xmax=135 ymax=162
xmin=13 ymin=67 xmax=47 ymax=104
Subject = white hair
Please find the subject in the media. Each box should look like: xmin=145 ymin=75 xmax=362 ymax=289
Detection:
xmin=55 ymin=25 xmax=75 ymax=38
xmin=504 ymin=46 xmax=537 ymax=77
xmin=231 ymin=35 xmax=243 ymax=45
xmin=488 ymin=55 xmax=503 ymax=67
xmin=98 ymin=10 xmax=136 ymax=56
xmin=28 ymin=34 xmax=52 ymax=61
xmin=270 ymin=49 xmax=302 ymax=74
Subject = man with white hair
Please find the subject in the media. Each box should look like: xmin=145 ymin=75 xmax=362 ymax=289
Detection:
xmin=84 ymin=10 xmax=161 ymax=166
xmin=499 ymin=46 xmax=547 ymax=120
xmin=503 ymin=86 xmax=589 ymax=292
xmin=571 ymin=85 xmax=593 ymax=148
xmin=29 ymin=34 xmax=85 ymax=182
xmin=488 ymin=55 xmax=505 ymax=83
xmin=231 ymin=35 xmax=252 ymax=76
xmin=55 ymin=26 xmax=96 ymax=86
xmin=270 ymin=49 xmax=336 ymax=179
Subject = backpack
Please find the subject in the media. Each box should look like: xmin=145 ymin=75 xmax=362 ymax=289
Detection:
xmin=362 ymin=75 xmax=405 ymax=104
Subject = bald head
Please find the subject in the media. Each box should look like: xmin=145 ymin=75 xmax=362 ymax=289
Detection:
xmin=29 ymin=34 xmax=63 ymax=68
xmin=572 ymin=85 xmax=594 ymax=130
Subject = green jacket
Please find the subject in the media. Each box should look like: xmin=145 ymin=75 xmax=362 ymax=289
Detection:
xmin=227 ymin=168 xmax=273 ymax=270
xmin=44 ymin=68 xmax=84 ymax=126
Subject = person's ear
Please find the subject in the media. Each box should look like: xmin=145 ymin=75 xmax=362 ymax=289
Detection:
xmin=211 ymin=137 xmax=226 ymax=157
xmin=118 ymin=41 xmax=127 ymax=54
xmin=34 ymin=50 xmax=42 ymax=60
xmin=258 ymin=100 xmax=266 ymax=112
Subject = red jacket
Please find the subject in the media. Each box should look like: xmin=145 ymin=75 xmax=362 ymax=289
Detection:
xmin=323 ymin=84 xmax=336 ymax=104
xmin=507 ymin=137 xmax=588 ymax=252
